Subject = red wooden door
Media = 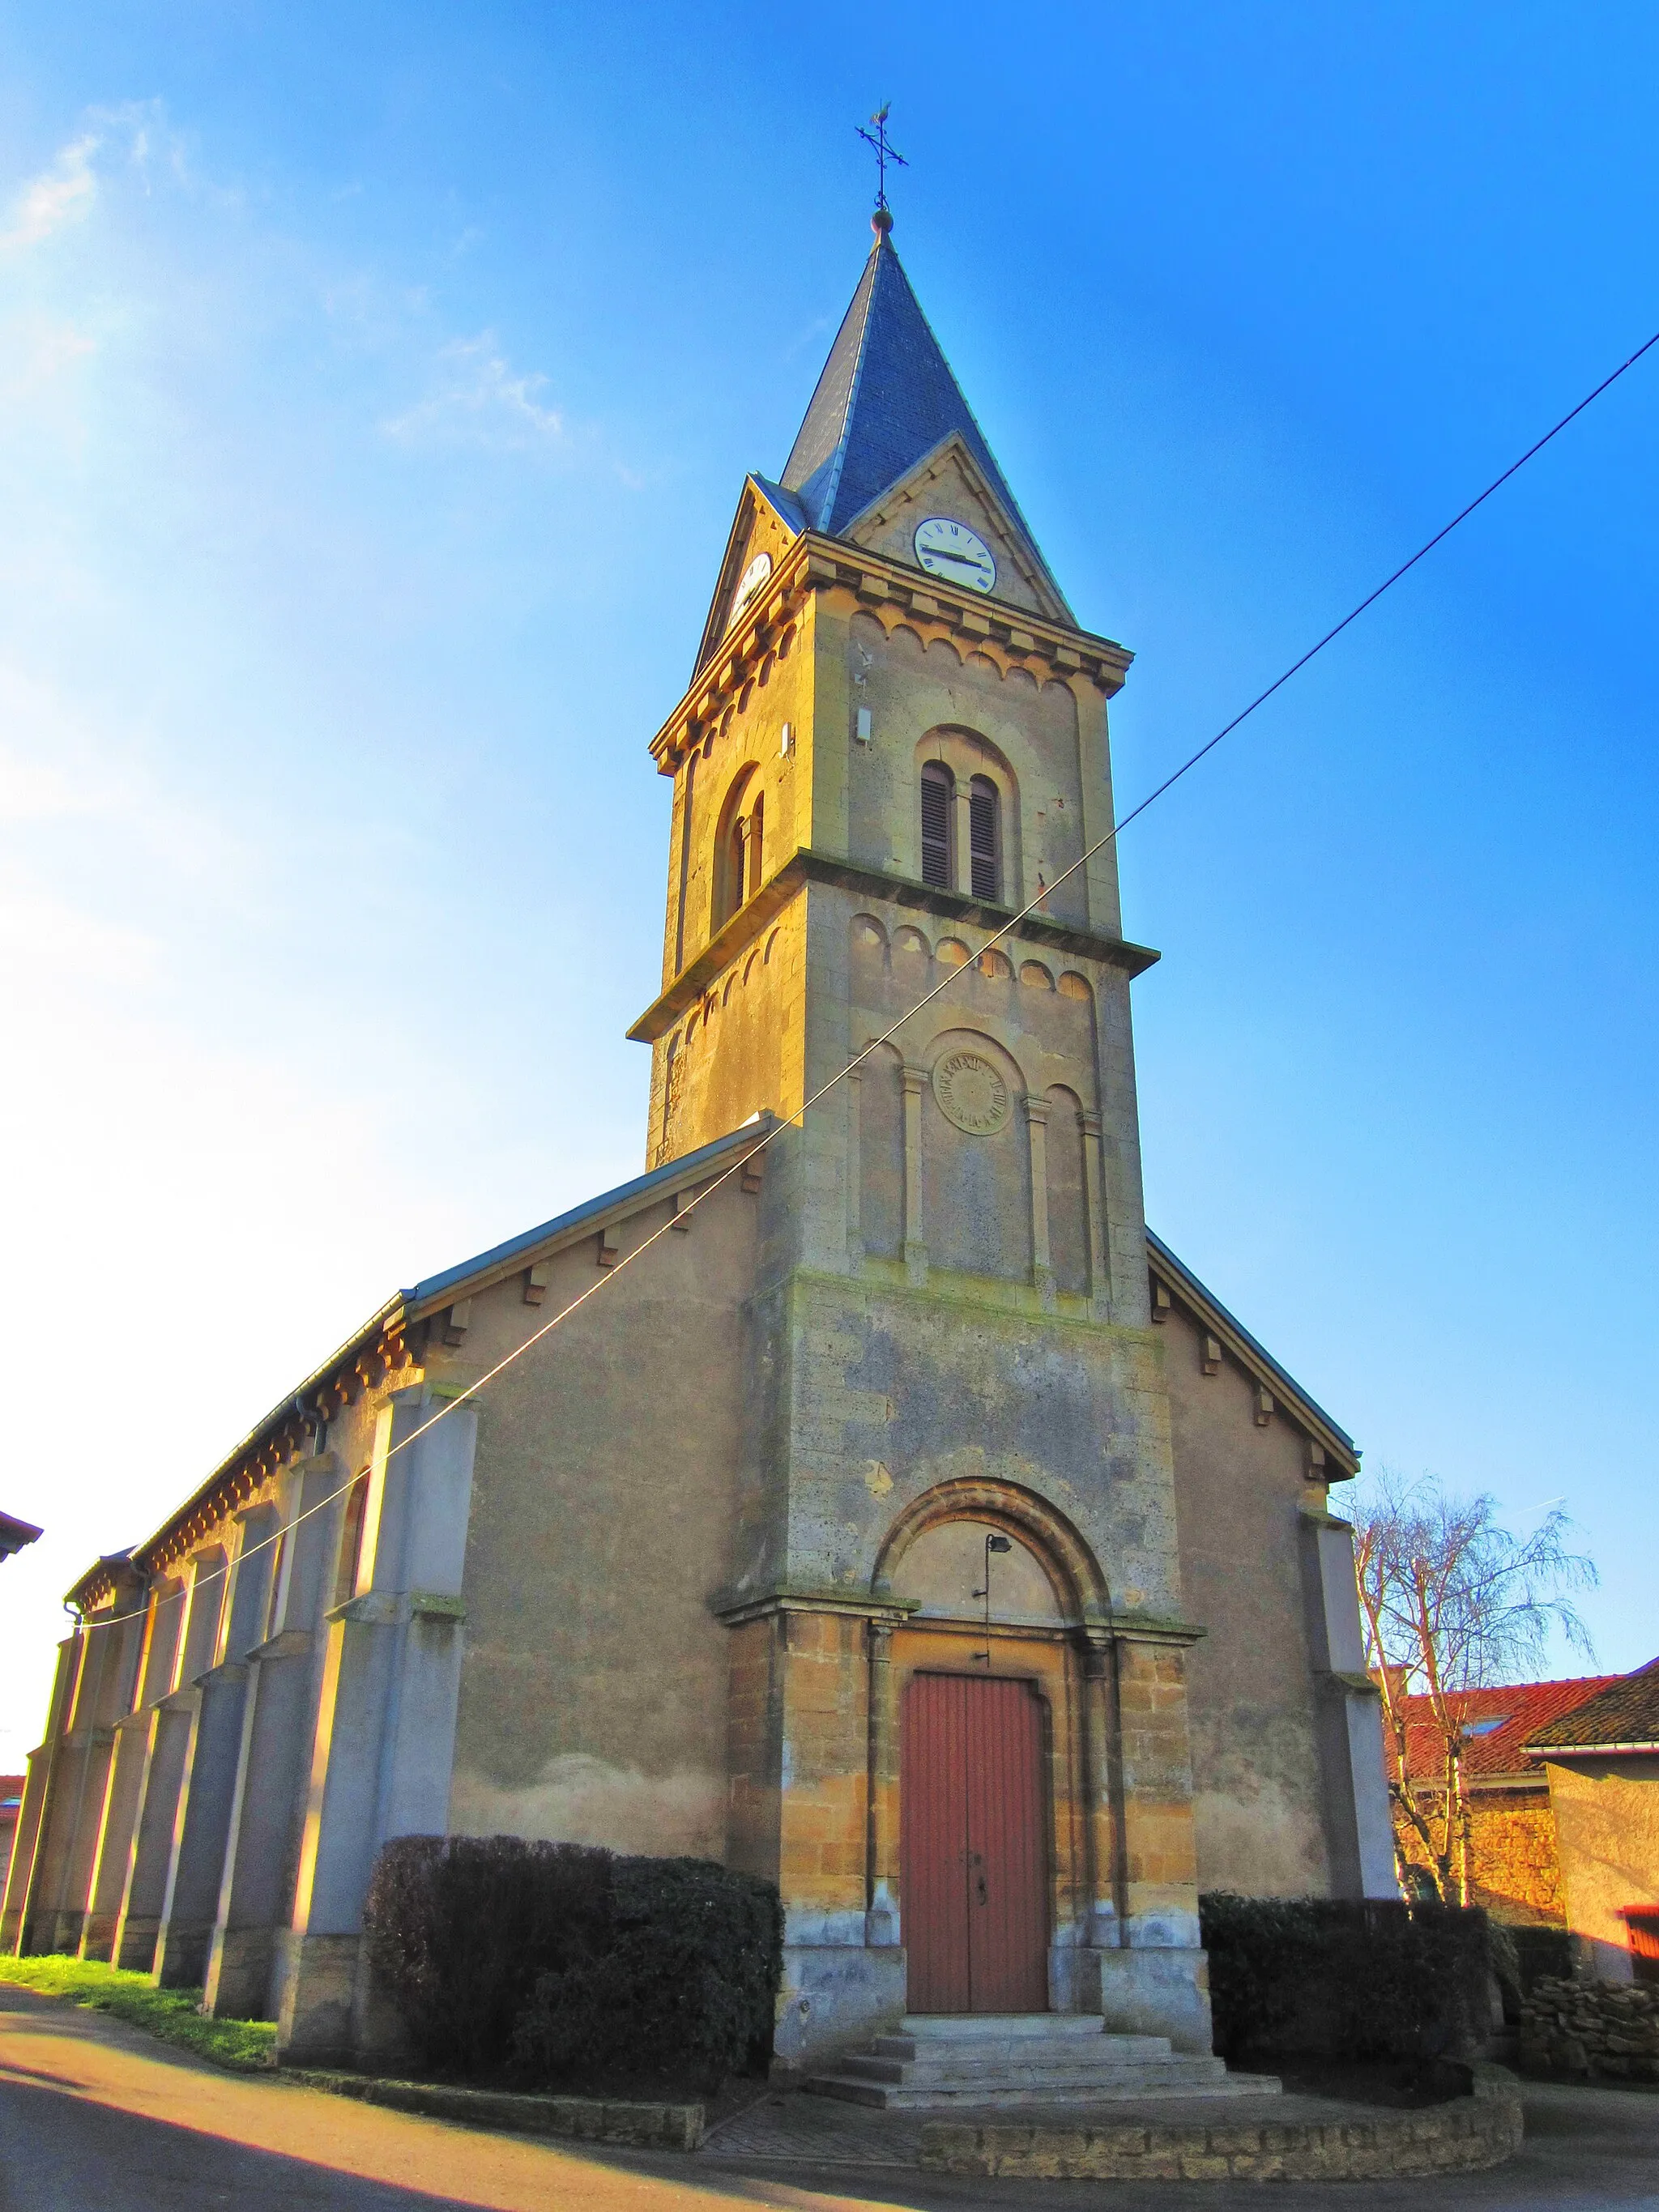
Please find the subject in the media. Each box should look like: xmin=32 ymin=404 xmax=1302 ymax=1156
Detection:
xmin=902 ymin=1673 xmax=1049 ymax=2013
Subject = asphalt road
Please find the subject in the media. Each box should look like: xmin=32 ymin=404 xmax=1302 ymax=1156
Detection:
xmin=2 ymin=1983 xmax=1657 ymax=2211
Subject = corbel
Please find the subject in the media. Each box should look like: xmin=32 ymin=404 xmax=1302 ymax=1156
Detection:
xmin=671 ymin=1189 xmax=696 ymax=1230
xmin=1254 ymin=1385 xmax=1274 ymax=1427
xmin=523 ymin=1264 xmax=549 ymax=1306
xmin=1202 ymin=1335 xmax=1222 ymax=1376
xmin=1306 ymin=1441 xmax=1328 ymax=1483
xmin=596 ymin=1230 xmax=620 ymax=1268
xmin=442 ymin=1298 xmax=471 ymax=1348
xmin=740 ymin=1150 xmax=766 ymax=1195
xmin=1151 ymin=1281 xmax=1172 ymax=1322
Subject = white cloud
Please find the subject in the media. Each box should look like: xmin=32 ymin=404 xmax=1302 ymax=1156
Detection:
xmin=1 ymin=133 xmax=100 ymax=253
xmin=382 ymin=332 xmax=565 ymax=449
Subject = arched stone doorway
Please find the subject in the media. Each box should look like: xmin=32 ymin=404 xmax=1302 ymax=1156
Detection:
xmin=872 ymin=1485 xmax=1113 ymax=2018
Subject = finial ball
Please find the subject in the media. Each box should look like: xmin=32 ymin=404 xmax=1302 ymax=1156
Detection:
xmin=872 ymin=207 xmax=893 ymax=238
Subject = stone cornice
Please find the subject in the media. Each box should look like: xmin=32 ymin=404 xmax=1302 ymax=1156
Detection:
xmin=712 ymin=1588 xmax=919 ymax=1629
xmin=710 ymin=1585 xmax=1204 ymax=1648
xmin=648 ymin=531 xmax=1133 ymax=776
xmin=1083 ymin=1610 xmax=1209 ymax=1650
xmin=628 ymin=849 xmax=1159 ymax=1046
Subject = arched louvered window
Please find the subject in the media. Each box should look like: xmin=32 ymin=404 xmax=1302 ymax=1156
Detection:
xmin=969 ymin=776 xmax=1001 ymax=901
xmin=713 ymin=768 xmax=762 ymax=931
xmin=921 ymin=762 xmax=953 ymax=888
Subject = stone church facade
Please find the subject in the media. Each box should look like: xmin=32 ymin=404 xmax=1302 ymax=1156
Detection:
xmin=2 ymin=218 xmax=1395 ymax=2070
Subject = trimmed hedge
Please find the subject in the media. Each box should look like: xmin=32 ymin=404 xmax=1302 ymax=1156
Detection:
xmin=1200 ymin=1893 xmax=1494 ymax=2063
xmin=365 ymin=1835 xmax=782 ymax=2090
xmin=512 ymin=1855 xmax=783 ymax=2091
xmin=365 ymin=1835 xmax=612 ymax=2075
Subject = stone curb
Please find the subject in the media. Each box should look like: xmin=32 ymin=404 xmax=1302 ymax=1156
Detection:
xmin=279 ymin=2068 xmax=704 ymax=2150
xmin=920 ymin=2065 xmax=1524 ymax=2181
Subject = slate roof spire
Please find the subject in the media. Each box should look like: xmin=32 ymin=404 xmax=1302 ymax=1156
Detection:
xmin=780 ymin=213 xmax=1059 ymax=600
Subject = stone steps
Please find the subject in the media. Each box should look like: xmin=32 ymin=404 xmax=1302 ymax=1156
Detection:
xmin=804 ymin=2015 xmax=1281 ymax=2112
xmin=847 ymin=2035 xmax=1180 ymax=2082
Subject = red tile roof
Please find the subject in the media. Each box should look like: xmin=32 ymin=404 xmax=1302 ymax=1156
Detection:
xmin=1397 ymin=1677 xmax=1621 ymax=1785
xmin=1525 ymin=1657 xmax=1659 ymax=1754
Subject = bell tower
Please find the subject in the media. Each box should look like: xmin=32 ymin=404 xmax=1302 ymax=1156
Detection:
xmin=633 ymin=213 xmax=1153 ymax=1269
xmin=628 ymin=215 xmax=1213 ymax=2070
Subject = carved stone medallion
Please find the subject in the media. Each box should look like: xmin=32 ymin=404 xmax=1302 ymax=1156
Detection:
xmin=932 ymin=1049 xmax=1011 ymax=1136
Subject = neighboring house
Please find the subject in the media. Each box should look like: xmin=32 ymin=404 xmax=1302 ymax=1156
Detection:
xmin=0 ymin=211 xmax=1396 ymax=2079
xmin=0 ymin=1511 xmax=41 ymax=1564
xmin=0 ymin=1779 xmax=22 ymax=1900
xmin=1394 ymin=1678 xmax=1619 ymax=1924
xmin=1525 ymin=1658 xmax=1659 ymax=1984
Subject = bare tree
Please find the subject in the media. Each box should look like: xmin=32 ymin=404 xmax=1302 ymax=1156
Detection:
xmin=1351 ymin=1470 xmax=1597 ymax=1906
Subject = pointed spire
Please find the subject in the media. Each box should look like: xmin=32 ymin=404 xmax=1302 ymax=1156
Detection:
xmin=780 ymin=220 xmax=1061 ymax=606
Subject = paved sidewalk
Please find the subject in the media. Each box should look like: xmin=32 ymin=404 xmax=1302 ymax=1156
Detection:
xmin=4 ymin=1980 xmax=1659 ymax=2210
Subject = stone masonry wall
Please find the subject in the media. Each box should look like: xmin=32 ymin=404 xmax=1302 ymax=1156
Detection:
xmin=1520 ymin=1977 xmax=1659 ymax=2081
xmin=1394 ymin=1788 xmax=1567 ymax=1926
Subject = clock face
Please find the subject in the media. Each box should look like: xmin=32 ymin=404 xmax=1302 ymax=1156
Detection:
xmin=913 ymin=516 xmax=996 ymax=594
xmin=729 ymin=550 xmax=772 ymax=626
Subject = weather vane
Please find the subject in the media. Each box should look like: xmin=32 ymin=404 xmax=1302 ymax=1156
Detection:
xmin=856 ymin=103 xmax=908 ymax=218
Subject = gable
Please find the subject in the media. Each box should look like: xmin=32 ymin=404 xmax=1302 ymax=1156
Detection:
xmin=1148 ymin=1230 xmax=1359 ymax=1477
xmin=691 ymin=479 xmax=805 ymax=680
xmin=839 ymin=431 xmax=1070 ymax=624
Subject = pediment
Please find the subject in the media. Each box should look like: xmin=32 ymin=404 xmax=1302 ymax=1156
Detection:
xmin=838 ymin=432 xmax=1073 ymax=624
xmin=692 ymin=476 xmax=806 ymax=679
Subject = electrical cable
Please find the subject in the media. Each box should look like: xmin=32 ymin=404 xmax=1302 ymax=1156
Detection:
xmin=69 ymin=319 xmax=1659 ymax=1636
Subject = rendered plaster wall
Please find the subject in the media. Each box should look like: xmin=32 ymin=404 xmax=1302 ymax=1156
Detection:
xmin=439 ymin=1171 xmax=760 ymax=1863
xmin=1546 ymin=1758 xmax=1659 ymax=1981
xmin=1155 ymin=1298 xmax=1338 ymax=1899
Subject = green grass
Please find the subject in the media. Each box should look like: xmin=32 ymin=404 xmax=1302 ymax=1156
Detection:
xmin=0 ymin=1954 xmax=278 ymax=2071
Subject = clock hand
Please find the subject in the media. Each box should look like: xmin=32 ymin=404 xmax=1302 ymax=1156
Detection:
xmin=928 ymin=548 xmax=991 ymax=568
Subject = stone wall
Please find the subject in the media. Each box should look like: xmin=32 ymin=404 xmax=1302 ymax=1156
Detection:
xmin=1519 ymin=1976 xmax=1659 ymax=2082
xmin=923 ymin=2063 xmax=1524 ymax=2180
xmin=1394 ymin=1787 xmax=1567 ymax=1926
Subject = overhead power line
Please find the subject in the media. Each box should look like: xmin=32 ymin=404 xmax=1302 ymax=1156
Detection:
xmin=74 ymin=319 xmax=1659 ymax=1632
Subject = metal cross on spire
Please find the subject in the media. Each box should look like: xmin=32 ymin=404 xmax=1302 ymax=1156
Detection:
xmin=856 ymin=104 xmax=908 ymax=217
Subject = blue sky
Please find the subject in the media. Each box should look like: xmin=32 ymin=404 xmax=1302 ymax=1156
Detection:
xmin=2 ymin=3 xmax=1655 ymax=1762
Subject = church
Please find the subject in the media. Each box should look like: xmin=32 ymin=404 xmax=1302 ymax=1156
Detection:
xmin=1 ymin=211 xmax=1396 ymax=2077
